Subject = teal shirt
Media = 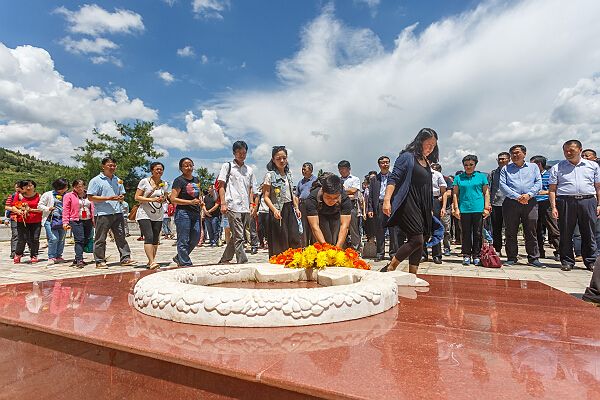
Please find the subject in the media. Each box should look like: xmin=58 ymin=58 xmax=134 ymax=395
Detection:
xmin=454 ymin=171 xmax=488 ymax=213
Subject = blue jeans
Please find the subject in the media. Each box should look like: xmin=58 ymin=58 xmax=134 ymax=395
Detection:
xmin=174 ymin=209 xmax=201 ymax=266
xmin=205 ymin=216 xmax=220 ymax=245
xmin=44 ymin=221 xmax=65 ymax=259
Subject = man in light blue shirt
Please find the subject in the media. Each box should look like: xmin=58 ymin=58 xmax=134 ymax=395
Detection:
xmin=296 ymin=162 xmax=317 ymax=246
xmin=87 ymin=157 xmax=134 ymax=269
xmin=549 ymin=140 xmax=600 ymax=271
xmin=499 ymin=144 xmax=544 ymax=268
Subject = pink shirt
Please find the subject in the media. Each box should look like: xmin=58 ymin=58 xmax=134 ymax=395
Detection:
xmin=62 ymin=191 xmax=94 ymax=224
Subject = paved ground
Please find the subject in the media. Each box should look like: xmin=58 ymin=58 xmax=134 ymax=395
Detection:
xmin=0 ymin=224 xmax=593 ymax=297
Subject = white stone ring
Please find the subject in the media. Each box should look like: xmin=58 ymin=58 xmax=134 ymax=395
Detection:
xmin=133 ymin=263 xmax=428 ymax=327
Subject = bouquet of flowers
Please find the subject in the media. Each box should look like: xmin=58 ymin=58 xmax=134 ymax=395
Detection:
xmin=269 ymin=243 xmax=370 ymax=270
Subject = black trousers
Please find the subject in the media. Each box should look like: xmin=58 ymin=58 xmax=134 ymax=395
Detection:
xmin=316 ymin=215 xmax=341 ymax=246
xmin=460 ymin=212 xmax=483 ymax=257
xmin=536 ymin=200 xmax=560 ymax=257
xmin=375 ymin=202 xmax=398 ymax=258
xmin=490 ymin=205 xmax=504 ymax=253
xmin=16 ymin=222 xmax=41 ymax=257
xmin=10 ymin=219 xmax=19 ymax=257
xmin=583 ymin=256 xmax=600 ymax=303
xmin=267 ymin=202 xmax=301 ymax=257
xmin=70 ymin=219 xmax=93 ymax=261
xmin=557 ymin=196 xmax=597 ymax=268
xmin=258 ymin=212 xmax=269 ymax=247
xmin=502 ymin=198 xmax=540 ymax=262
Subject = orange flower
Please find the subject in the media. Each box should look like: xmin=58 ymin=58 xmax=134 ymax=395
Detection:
xmin=275 ymin=255 xmax=287 ymax=264
xmin=314 ymin=243 xmax=323 ymax=251
xmin=345 ymin=248 xmax=359 ymax=260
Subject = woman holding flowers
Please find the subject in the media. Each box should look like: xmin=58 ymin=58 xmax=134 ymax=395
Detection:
xmin=62 ymin=179 xmax=94 ymax=268
xmin=39 ymin=178 xmax=69 ymax=265
xmin=263 ymin=146 xmax=302 ymax=257
xmin=135 ymin=162 xmax=167 ymax=269
xmin=12 ymin=180 xmax=43 ymax=264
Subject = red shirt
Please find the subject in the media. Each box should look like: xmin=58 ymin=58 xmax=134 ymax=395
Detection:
xmin=14 ymin=193 xmax=42 ymax=224
xmin=4 ymin=193 xmax=18 ymax=221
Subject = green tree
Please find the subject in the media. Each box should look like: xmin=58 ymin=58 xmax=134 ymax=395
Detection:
xmin=73 ymin=121 xmax=163 ymax=204
xmin=196 ymin=166 xmax=216 ymax=192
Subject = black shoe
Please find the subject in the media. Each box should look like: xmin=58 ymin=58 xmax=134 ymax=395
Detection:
xmin=251 ymin=247 xmax=258 ymax=255
xmin=380 ymin=263 xmax=390 ymax=272
xmin=374 ymin=255 xmax=384 ymax=262
xmin=433 ymin=257 xmax=442 ymax=264
xmin=172 ymin=255 xmax=180 ymax=266
xmin=585 ymin=263 xmax=594 ymax=272
xmin=504 ymin=260 xmax=517 ymax=266
xmin=561 ymin=263 xmax=573 ymax=271
xmin=553 ymin=254 xmax=560 ymax=262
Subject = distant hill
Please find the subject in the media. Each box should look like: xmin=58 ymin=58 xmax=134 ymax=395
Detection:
xmin=0 ymin=148 xmax=83 ymax=203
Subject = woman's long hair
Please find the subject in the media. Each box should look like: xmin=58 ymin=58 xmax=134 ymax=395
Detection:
xmin=266 ymin=146 xmax=290 ymax=174
xmin=402 ymin=128 xmax=439 ymax=163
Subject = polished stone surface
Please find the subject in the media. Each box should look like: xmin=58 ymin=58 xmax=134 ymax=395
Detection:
xmin=1 ymin=271 xmax=599 ymax=399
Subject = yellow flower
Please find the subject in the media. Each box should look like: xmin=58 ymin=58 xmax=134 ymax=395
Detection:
xmin=159 ymin=181 xmax=166 ymax=187
xmin=334 ymin=252 xmax=347 ymax=267
xmin=316 ymin=252 xmax=328 ymax=269
xmin=274 ymin=188 xmax=281 ymax=195
xmin=56 ymin=195 xmax=62 ymax=200
xmin=118 ymin=179 xmax=123 ymax=184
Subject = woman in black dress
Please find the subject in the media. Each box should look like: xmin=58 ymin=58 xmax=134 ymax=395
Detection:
xmin=382 ymin=128 xmax=438 ymax=274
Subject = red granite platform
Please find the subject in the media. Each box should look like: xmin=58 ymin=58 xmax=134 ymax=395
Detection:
xmin=1 ymin=270 xmax=599 ymax=399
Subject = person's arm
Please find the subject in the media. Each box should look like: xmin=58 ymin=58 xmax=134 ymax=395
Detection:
xmin=452 ymin=185 xmax=460 ymax=219
xmin=482 ymin=184 xmax=491 ymax=218
xmin=549 ymin=184 xmax=558 ymax=219
xmin=383 ymin=154 xmax=409 ymax=216
xmin=499 ymin=167 xmax=520 ymax=200
xmin=307 ymin=216 xmax=326 ymax=244
xmin=595 ymin=182 xmax=600 ymax=217
xmin=440 ymin=188 xmax=450 ymax=217
xmin=169 ymin=187 xmax=200 ymax=207
xmin=293 ymin=194 xmax=301 ymax=219
xmin=336 ymin=215 xmax=351 ymax=248
xmin=528 ymin=168 xmax=542 ymax=199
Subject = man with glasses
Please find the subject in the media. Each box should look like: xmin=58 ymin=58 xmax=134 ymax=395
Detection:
xmin=296 ymin=162 xmax=317 ymax=246
xmin=488 ymin=152 xmax=510 ymax=256
xmin=338 ymin=160 xmax=362 ymax=251
xmin=367 ymin=156 xmax=396 ymax=261
xmin=500 ymin=145 xmax=544 ymax=268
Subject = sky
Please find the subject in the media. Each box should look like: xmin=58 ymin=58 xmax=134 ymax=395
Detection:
xmin=0 ymin=0 xmax=599 ymax=184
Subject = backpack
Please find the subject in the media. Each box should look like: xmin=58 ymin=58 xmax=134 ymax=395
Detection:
xmin=214 ymin=162 xmax=232 ymax=205
xmin=480 ymin=242 xmax=502 ymax=268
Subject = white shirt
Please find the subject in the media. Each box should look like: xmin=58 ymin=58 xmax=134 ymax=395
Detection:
xmin=341 ymin=174 xmax=361 ymax=192
xmin=218 ymin=161 xmax=258 ymax=213
xmin=38 ymin=191 xmax=55 ymax=224
xmin=135 ymin=178 xmax=166 ymax=222
xmin=431 ymin=170 xmax=447 ymax=197
xmin=549 ymin=159 xmax=600 ymax=196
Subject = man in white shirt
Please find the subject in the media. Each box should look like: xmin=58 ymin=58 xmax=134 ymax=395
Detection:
xmin=218 ymin=141 xmax=258 ymax=264
xmin=338 ymin=160 xmax=362 ymax=251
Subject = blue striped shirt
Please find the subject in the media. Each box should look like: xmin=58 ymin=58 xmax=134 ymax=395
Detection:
xmin=535 ymin=170 xmax=550 ymax=202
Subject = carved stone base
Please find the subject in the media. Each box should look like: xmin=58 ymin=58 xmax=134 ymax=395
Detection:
xmin=133 ymin=264 xmax=428 ymax=327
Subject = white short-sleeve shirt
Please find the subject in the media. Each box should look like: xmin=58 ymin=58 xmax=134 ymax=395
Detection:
xmin=431 ymin=170 xmax=447 ymax=197
xmin=218 ymin=161 xmax=258 ymax=213
xmin=135 ymin=178 xmax=166 ymax=221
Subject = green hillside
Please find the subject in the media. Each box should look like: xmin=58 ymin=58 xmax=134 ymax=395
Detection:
xmin=0 ymin=148 xmax=83 ymax=203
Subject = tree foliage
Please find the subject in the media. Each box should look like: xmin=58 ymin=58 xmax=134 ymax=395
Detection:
xmin=73 ymin=120 xmax=163 ymax=204
xmin=196 ymin=166 xmax=216 ymax=192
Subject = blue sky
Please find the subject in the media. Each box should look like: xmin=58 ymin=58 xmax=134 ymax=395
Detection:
xmin=1 ymin=0 xmax=599 ymax=183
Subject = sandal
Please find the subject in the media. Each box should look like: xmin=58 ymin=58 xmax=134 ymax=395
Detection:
xmin=148 ymin=262 xmax=160 ymax=270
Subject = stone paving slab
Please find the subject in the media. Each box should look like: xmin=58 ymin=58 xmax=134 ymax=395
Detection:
xmin=0 ymin=232 xmax=593 ymax=298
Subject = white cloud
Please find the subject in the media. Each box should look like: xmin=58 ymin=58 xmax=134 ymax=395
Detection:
xmin=59 ymin=36 xmax=118 ymax=55
xmin=151 ymin=110 xmax=230 ymax=151
xmin=0 ymin=42 xmax=157 ymax=163
xmin=192 ymin=0 xmax=230 ymax=19
xmin=90 ymin=55 xmax=123 ymax=67
xmin=157 ymin=70 xmax=175 ymax=84
xmin=177 ymin=45 xmax=195 ymax=57
xmin=213 ymin=0 xmax=600 ymax=174
xmin=163 ymin=0 xmax=177 ymax=6
xmin=54 ymin=4 xmax=145 ymax=36
xmin=200 ymin=54 xmax=208 ymax=64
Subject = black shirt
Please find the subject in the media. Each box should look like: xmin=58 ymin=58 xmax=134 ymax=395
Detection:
xmin=204 ymin=193 xmax=220 ymax=216
xmin=172 ymin=175 xmax=201 ymax=213
xmin=304 ymin=188 xmax=353 ymax=217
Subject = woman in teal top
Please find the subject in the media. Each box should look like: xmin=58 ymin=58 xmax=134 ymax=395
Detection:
xmin=452 ymin=155 xmax=490 ymax=266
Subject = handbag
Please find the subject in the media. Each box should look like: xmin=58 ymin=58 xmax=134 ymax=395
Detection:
xmin=480 ymin=242 xmax=502 ymax=268
xmin=128 ymin=204 xmax=139 ymax=221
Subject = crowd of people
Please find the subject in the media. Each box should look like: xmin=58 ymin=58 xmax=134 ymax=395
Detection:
xmin=3 ymin=134 xmax=600 ymax=287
